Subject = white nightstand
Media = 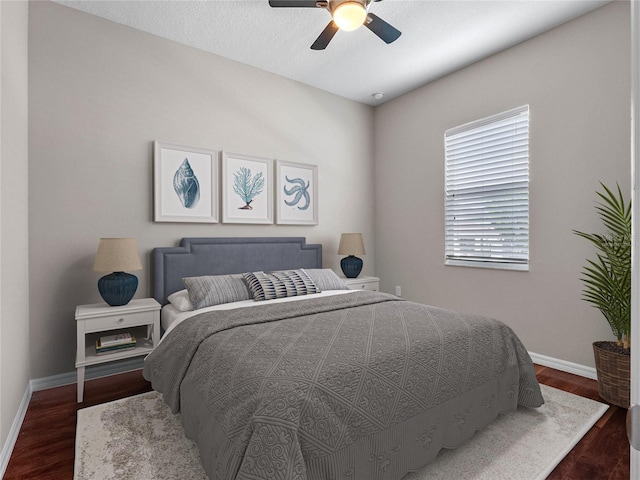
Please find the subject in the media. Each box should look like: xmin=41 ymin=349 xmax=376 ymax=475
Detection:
xmin=343 ymin=275 xmax=380 ymax=291
xmin=75 ymin=298 xmax=160 ymax=402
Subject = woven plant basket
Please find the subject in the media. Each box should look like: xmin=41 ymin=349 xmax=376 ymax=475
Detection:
xmin=593 ymin=341 xmax=630 ymax=408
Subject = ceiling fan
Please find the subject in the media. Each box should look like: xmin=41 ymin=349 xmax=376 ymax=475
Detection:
xmin=268 ymin=0 xmax=401 ymax=50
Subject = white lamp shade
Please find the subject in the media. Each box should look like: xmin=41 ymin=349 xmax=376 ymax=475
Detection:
xmin=93 ymin=238 xmax=143 ymax=272
xmin=338 ymin=233 xmax=365 ymax=256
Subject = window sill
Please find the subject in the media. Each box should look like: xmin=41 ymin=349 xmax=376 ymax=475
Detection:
xmin=444 ymin=259 xmax=529 ymax=272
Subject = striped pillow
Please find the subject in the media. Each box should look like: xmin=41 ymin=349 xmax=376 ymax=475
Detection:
xmin=182 ymin=274 xmax=252 ymax=310
xmin=243 ymin=269 xmax=320 ymax=301
xmin=301 ymin=268 xmax=350 ymax=291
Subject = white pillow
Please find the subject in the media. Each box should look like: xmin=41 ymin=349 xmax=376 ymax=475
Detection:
xmin=167 ymin=289 xmax=194 ymax=312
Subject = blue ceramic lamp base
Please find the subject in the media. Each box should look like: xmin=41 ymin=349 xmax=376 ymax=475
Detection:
xmin=340 ymin=255 xmax=363 ymax=278
xmin=97 ymin=271 xmax=138 ymax=306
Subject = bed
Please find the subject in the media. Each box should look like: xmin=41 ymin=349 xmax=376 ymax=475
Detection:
xmin=143 ymin=237 xmax=543 ymax=480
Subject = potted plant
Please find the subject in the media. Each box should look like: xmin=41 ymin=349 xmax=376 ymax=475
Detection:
xmin=573 ymin=182 xmax=631 ymax=408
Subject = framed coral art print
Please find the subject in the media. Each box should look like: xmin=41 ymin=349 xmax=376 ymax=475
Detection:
xmin=221 ymin=152 xmax=273 ymax=224
xmin=276 ymin=160 xmax=318 ymax=225
xmin=154 ymin=141 xmax=219 ymax=223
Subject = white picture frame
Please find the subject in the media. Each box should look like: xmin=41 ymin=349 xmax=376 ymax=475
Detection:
xmin=276 ymin=160 xmax=318 ymax=225
xmin=153 ymin=141 xmax=219 ymax=223
xmin=222 ymin=152 xmax=273 ymax=224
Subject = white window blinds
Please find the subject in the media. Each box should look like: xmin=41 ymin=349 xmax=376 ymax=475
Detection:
xmin=444 ymin=105 xmax=529 ymax=269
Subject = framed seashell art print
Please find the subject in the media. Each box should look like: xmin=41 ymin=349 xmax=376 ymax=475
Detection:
xmin=275 ymin=160 xmax=318 ymax=225
xmin=154 ymin=141 xmax=219 ymax=223
xmin=221 ymin=152 xmax=274 ymax=224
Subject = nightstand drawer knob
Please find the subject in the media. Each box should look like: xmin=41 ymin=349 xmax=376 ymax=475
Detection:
xmin=118 ymin=317 xmax=124 ymax=323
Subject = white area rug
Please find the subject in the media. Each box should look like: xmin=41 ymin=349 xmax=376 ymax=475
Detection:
xmin=74 ymin=384 xmax=608 ymax=480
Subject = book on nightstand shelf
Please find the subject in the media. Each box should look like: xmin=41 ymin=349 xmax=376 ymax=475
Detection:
xmin=99 ymin=332 xmax=134 ymax=347
xmin=95 ymin=344 xmax=136 ymax=355
xmin=95 ymin=335 xmax=136 ymax=355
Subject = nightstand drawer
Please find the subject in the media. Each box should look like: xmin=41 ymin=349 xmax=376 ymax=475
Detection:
xmin=343 ymin=275 xmax=380 ymax=292
xmin=80 ymin=310 xmax=155 ymax=333
xmin=348 ymin=281 xmax=378 ymax=291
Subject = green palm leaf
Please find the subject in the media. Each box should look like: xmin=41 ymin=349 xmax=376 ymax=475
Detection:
xmin=572 ymin=182 xmax=631 ymax=347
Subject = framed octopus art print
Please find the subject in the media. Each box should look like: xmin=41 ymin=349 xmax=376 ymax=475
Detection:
xmin=275 ymin=160 xmax=318 ymax=225
xmin=153 ymin=141 xmax=219 ymax=223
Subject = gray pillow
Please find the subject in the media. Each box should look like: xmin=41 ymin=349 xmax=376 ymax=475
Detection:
xmin=182 ymin=274 xmax=252 ymax=310
xmin=301 ymin=268 xmax=350 ymax=291
xmin=243 ymin=269 xmax=320 ymax=301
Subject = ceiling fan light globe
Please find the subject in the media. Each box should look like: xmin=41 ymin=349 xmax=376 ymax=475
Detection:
xmin=333 ymin=2 xmax=367 ymax=31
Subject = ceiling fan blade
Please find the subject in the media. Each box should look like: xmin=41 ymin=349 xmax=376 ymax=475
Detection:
xmin=269 ymin=0 xmax=323 ymax=7
xmin=311 ymin=21 xmax=339 ymax=50
xmin=364 ymin=12 xmax=401 ymax=44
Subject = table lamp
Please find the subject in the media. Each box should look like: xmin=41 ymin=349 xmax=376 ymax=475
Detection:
xmin=338 ymin=233 xmax=365 ymax=278
xmin=93 ymin=238 xmax=143 ymax=306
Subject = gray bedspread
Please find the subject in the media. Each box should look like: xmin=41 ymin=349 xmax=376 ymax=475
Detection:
xmin=143 ymin=291 xmax=543 ymax=480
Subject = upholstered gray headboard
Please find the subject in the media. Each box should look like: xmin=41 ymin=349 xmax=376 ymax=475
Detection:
xmin=152 ymin=237 xmax=322 ymax=305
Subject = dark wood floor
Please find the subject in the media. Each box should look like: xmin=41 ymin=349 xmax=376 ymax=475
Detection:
xmin=3 ymin=365 xmax=630 ymax=479
xmin=535 ymin=365 xmax=630 ymax=480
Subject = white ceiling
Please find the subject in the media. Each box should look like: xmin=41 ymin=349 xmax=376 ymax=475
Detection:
xmin=55 ymin=0 xmax=610 ymax=105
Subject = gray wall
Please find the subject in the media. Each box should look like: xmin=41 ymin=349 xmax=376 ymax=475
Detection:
xmin=27 ymin=1 xmax=631 ymax=380
xmin=29 ymin=2 xmax=375 ymax=379
xmin=1 ymin=0 xmax=30 ymax=452
xmin=373 ymin=1 xmax=630 ymax=368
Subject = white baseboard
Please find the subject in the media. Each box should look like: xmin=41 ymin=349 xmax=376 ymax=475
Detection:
xmin=0 ymin=357 xmax=145 ymax=476
xmin=30 ymin=357 xmax=145 ymax=392
xmin=529 ymin=351 xmax=598 ymax=380
xmin=0 ymin=384 xmax=32 ymax=479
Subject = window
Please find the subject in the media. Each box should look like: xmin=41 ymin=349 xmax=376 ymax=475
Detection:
xmin=444 ymin=105 xmax=529 ymax=270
